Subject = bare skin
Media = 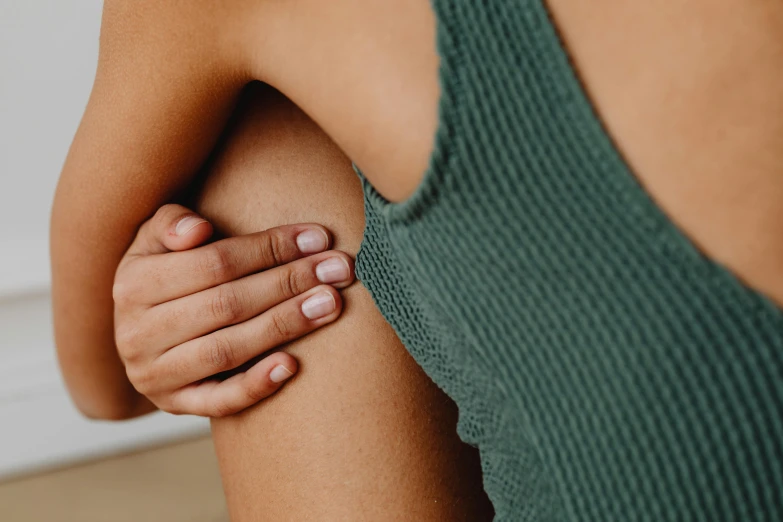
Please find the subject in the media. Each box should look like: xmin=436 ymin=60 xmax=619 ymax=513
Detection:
xmin=106 ymin=82 xmax=491 ymax=520
xmin=113 ymin=210 xmax=357 ymax=416
xmin=51 ymin=0 xmax=783 ymax=519
xmin=53 ymin=0 xmax=783 ymax=416
xmin=193 ymin=85 xmax=492 ymax=520
xmin=549 ymin=0 xmax=783 ymax=305
xmin=253 ymin=0 xmax=783 ymax=304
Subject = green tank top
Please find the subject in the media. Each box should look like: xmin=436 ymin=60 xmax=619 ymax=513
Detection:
xmin=354 ymin=1 xmax=783 ymax=520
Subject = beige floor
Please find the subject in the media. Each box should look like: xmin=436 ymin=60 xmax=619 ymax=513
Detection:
xmin=0 ymin=437 xmax=228 ymax=522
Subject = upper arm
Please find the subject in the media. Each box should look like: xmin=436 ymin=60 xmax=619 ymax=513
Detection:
xmin=50 ymin=0 xmax=256 ymax=417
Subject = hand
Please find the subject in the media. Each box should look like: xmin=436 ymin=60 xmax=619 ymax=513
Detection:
xmin=113 ymin=204 xmax=355 ymax=417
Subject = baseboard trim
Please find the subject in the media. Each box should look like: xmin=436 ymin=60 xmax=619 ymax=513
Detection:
xmin=0 ymin=378 xmax=210 ymax=479
xmin=0 ymin=319 xmax=209 ymax=481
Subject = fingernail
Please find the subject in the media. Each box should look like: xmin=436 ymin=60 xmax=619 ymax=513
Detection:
xmin=315 ymin=257 xmax=351 ymax=284
xmin=175 ymin=216 xmax=207 ymax=236
xmin=270 ymin=365 xmax=294 ymax=383
xmin=296 ymin=229 xmax=328 ymax=254
xmin=301 ymin=291 xmax=336 ymax=320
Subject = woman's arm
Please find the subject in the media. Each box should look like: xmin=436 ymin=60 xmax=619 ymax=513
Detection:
xmin=51 ymin=0 xmax=441 ymax=419
xmin=112 ymin=204 xmax=355 ymax=417
xmin=51 ymin=0 xmax=255 ymax=418
xmin=186 ymin=82 xmax=493 ymax=521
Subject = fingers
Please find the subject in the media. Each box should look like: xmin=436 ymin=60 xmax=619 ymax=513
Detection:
xmin=167 ymin=351 xmax=299 ymax=417
xmin=139 ymin=250 xmax=354 ymax=353
xmin=126 ymin=204 xmax=214 ymax=257
xmin=115 ymin=204 xmax=351 ymax=417
xmin=142 ymin=285 xmax=342 ymax=392
xmin=120 ymin=223 xmax=333 ymax=305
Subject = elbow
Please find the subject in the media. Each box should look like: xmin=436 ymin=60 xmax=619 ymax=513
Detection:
xmin=67 ymin=387 xmax=155 ymax=421
xmin=74 ymin=402 xmax=138 ymax=421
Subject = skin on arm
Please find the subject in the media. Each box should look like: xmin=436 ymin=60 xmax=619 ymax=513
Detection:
xmin=50 ymin=0 xmax=440 ymax=421
xmin=55 ymin=0 xmax=783 ymax=421
xmin=191 ymin=84 xmax=493 ymax=520
xmin=50 ymin=0 xmax=255 ymax=418
xmin=53 ymin=1 xmax=492 ymax=517
xmin=192 ymin=3 xmax=783 ymax=517
xmin=55 ymin=0 xmax=783 ymax=516
xmin=112 ymin=205 xmax=358 ymax=417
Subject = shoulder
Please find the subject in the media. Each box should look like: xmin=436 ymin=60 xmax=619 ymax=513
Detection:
xmin=97 ymin=0 xmax=273 ymax=82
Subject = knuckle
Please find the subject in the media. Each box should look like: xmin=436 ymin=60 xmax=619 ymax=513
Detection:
xmin=244 ymin=379 xmax=271 ymax=403
xmin=126 ymin=366 xmax=153 ymax=395
xmin=278 ymin=266 xmax=306 ymax=298
xmin=161 ymin=355 xmax=189 ymax=387
xmin=259 ymin=230 xmax=287 ymax=266
xmin=115 ymin=324 xmax=143 ymax=356
xmin=114 ymin=256 xmax=133 ymax=278
xmin=114 ymin=259 xmax=160 ymax=308
xmin=158 ymin=396 xmax=186 ymax=416
xmin=269 ymin=310 xmax=296 ymax=340
xmin=209 ymin=286 xmax=243 ymax=323
xmin=161 ymin=303 xmax=187 ymax=331
xmin=155 ymin=204 xmax=181 ymax=225
xmin=163 ymin=403 xmax=185 ymax=416
xmin=199 ymin=334 xmax=237 ymax=372
xmin=210 ymin=400 xmax=234 ymax=418
xmin=112 ymin=279 xmax=139 ymax=307
xmin=201 ymin=243 xmax=233 ymax=284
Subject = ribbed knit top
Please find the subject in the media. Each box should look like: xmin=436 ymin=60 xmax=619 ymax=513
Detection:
xmin=354 ymin=1 xmax=783 ymax=520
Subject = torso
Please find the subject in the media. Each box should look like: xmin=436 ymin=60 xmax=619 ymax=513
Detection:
xmin=335 ymin=2 xmax=783 ymax=519
xmin=192 ymin=1 xmax=783 ymax=518
xmin=244 ymin=0 xmax=783 ymax=305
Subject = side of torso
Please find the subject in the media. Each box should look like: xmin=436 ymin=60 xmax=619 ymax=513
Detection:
xmin=247 ymin=0 xmax=783 ymax=306
xmin=235 ymin=1 xmax=783 ymax=519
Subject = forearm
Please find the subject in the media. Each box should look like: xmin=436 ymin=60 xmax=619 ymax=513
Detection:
xmin=51 ymin=96 xmax=234 ymax=419
xmin=51 ymin=1 xmax=245 ymax=418
xmin=50 ymin=179 xmax=153 ymax=419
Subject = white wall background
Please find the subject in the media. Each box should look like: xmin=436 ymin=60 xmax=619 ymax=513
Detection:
xmin=0 ymin=1 xmax=207 ymax=479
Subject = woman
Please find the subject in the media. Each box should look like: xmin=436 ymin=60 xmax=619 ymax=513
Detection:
xmin=109 ymin=83 xmax=495 ymax=520
xmin=52 ymin=0 xmax=783 ymax=520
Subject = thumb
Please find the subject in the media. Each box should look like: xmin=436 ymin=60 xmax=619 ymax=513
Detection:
xmin=127 ymin=204 xmax=213 ymax=257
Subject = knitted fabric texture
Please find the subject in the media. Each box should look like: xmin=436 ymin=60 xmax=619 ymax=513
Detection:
xmin=355 ymin=1 xmax=783 ymax=520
